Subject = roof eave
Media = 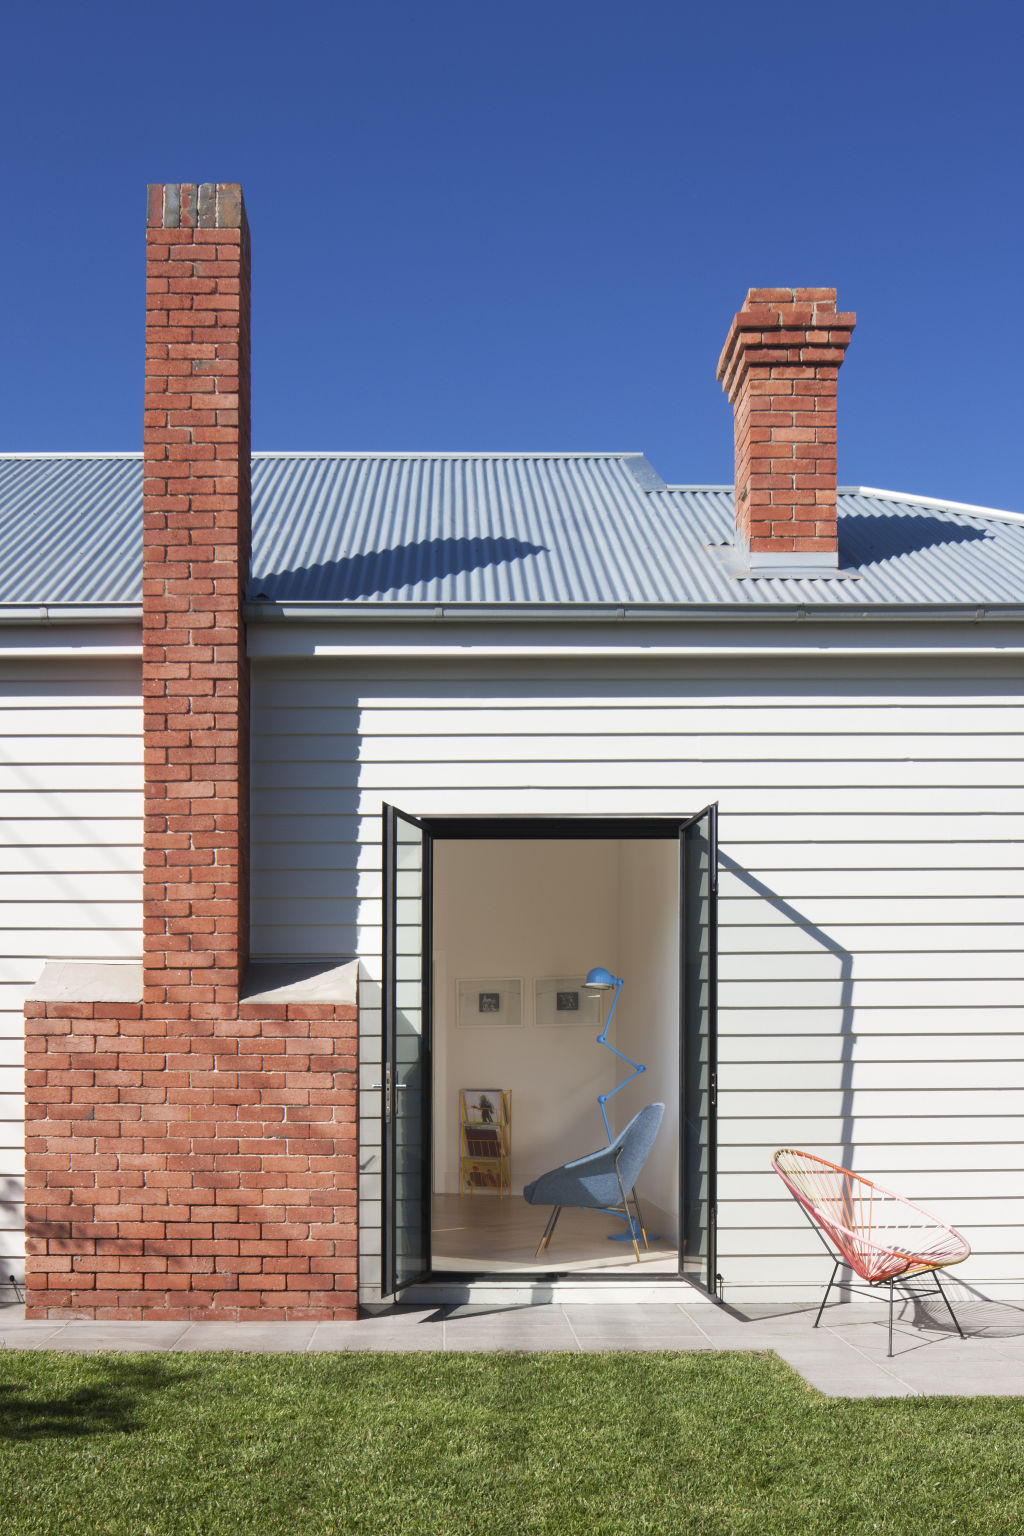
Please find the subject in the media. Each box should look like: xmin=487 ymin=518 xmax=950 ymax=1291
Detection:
xmin=243 ymin=600 xmax=1024 ymax=624
xmin=0 ymin=603 xmax=142 ymax=624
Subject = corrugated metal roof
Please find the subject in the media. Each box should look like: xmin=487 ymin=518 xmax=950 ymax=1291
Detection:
xmin=2 ymin=451 xmax=1023 ymax=610
xmin=0 ymin=455 xmax=142 ymax=603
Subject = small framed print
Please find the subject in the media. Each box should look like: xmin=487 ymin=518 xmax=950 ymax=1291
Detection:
xmin=535 ymin=975 xmax=604 ymax=1028
xmin=455 ymin=977 xmax=523 ymax=1028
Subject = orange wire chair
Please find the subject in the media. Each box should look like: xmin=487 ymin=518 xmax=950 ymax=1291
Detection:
xmin=772 ymin=1148 xmax=971 ymax=1356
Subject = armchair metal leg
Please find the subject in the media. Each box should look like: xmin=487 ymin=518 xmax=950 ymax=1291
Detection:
xmin=535 ymin=1206 xmax=562 ymax=1258
xmin=614 ymin=1164 xmax=641 ymax=1261
xmin=629 ymin=1187 xmax=650 ymax=1250
xmin=888 ymin=1277 xmax=895 ymax=1357
xmin=933 ymin=1270 xmax=966 ymax=1339
xmin=814 ymin=1259 xmax=840 ymax=1328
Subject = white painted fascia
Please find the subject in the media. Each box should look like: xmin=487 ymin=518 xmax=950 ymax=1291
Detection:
xmin=246 ymin=616 xmax=1024 ymax=661
xmin=0 ymin=613 xmax=142 ymax=656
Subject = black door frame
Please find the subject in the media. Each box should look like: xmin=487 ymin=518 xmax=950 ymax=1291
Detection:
xmin=383 ymin=810 xmax=719 ymax=1292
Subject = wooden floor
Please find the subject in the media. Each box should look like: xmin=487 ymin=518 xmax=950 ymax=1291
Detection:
xmin=431 ymin=1192 xmax=679 ymax=1275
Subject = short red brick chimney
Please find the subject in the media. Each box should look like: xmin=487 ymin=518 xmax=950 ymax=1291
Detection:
xmin=717 ymin=288 xmax=855 ymax=572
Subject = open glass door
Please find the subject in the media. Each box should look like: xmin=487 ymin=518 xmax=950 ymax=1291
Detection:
xmin=382 ymin=804 xmax=432 ymax=1294
xmin=680 ymin=804 xmax=718 ymax=1293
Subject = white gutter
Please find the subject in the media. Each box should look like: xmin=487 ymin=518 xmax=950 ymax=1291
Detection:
xmin=2 ymin=600 xmax=1022 ymax=627
xmin=0 ymin=604 xmax=142 ymax=624
xmin=244 ymin=601 xmax=1024 ymax=624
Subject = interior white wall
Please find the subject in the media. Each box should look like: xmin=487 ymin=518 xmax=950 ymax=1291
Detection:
xmin=612 ymin=839 xmax=679 ymax=1240
xmin=432 ymin=840 xmax=620 ymax=1195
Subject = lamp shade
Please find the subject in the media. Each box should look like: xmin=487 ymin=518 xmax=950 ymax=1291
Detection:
xmin=585 ymin=966 xmax=619 ymax=989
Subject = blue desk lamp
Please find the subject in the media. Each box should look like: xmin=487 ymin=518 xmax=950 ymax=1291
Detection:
xmin=584 ymin=966 xmax=656 ymax=1243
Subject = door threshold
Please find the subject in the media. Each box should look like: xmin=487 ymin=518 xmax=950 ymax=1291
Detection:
xmin=399 ymin=1274 xmax=718 ymax=1306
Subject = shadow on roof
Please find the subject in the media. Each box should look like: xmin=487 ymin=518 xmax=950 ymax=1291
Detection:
xmin=247 ymin=534 xmax=549 ymax=602
xmin=841 ymin=512 xmax=992 ymax=568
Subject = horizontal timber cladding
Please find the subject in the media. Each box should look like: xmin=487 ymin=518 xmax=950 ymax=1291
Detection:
xmin=249 ymin=653 xmax=1024 ymax=1304
xmin=0 ymin=657 xmax=143 ymax=1280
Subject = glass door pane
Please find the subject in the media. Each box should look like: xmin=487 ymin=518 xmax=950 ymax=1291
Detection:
xmin=680 ymin=804 xmax=718 ymax=1293
xmin=383 ymin=804 xmax=432 ymax=1293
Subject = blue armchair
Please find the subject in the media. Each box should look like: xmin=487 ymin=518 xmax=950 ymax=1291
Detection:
xmin=523 ymin=1103 xmax=665 ymax=1262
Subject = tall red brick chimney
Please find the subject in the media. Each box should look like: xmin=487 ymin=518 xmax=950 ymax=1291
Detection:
xmin=143 ymin=182 xmax=251 ymax=1009
xmin=25 ymin=185 xmax=359 ymax=1322
xmin=717 ymin=287 xmax=855 ymax=572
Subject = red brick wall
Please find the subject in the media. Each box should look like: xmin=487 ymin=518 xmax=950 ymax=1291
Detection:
xmin=24 ymin=999 xmax=357 ymax=1320
xmin=24 ymin=182 xmax=359 ymax=1320
xmin=717 ymin=287 xmax=855 ymax=561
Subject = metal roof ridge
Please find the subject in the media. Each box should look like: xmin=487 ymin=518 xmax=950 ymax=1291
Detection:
xmin=0 ymin=449 xmax=645 ymax=463
xmin=251 ymin=450 xmax=643 ymax=460
xmin=839 ymin=486 xmax=1024 ymax=523
xmin=0 ymin=450 xmax=141 ymax=460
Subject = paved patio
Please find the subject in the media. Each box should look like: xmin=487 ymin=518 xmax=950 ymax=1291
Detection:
xmin=2 ymin=1293 xmax=1023 ymax=1398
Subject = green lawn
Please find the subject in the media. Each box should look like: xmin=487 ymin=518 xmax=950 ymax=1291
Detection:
xmin=1 ymin=1350 xmax=1022 ymax=1535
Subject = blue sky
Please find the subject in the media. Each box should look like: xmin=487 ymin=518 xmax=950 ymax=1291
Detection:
xmin=1 ymin=0 xmax=1021 ymax=510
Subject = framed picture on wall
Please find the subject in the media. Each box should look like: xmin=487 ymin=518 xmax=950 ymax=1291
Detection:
xmin=535 ymin=975 xmax=604 ymax=1028
xmin=455 ymin=977 xmax=523 ymax=1028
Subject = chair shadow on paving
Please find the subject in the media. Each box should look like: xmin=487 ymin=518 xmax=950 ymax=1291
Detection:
xmin=903 ymin=1289 xmax=1024 ymax=1340
xmin=0 ymin=1357 xmax=184 ymax=1443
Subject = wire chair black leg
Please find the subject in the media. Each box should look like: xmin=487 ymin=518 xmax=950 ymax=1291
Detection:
xmin=933 ymin=1270 xmax=966 ymax=1340
xmin=888 ymin=1277 xmax=895 ymax=1357
xmin=814 ymin=1260 xmax=840 ymax=1328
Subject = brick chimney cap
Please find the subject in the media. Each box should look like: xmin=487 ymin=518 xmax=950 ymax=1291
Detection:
xmin=146 ymin=182 xmax=248 ymax=233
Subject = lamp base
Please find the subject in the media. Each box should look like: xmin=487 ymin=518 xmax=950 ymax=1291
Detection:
xmin=607 ymin=1215 xmax=660 ymax=1244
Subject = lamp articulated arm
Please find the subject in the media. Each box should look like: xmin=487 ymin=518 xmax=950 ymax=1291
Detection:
xmin=586 ymin=969 xmax=647 ymax=1144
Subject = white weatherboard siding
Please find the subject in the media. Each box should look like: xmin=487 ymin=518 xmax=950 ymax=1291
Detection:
xmin=0 ymin=658 xmax=143 ymax=1279
xmin=250 ymin=653 xmax=1024 ymax=1305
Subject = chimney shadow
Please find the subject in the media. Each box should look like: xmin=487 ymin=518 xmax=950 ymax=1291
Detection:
xmin=248 ymin=535 xmax=549 ymax=602
xmin=718 ymin=852 xmax=856 ymax=1169
xmin=841 ymin=512 xmax=991 ymax=569
xmin=718 ymin=851 xmax=858 ymax=1309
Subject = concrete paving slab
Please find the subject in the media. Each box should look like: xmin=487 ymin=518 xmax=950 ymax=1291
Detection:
xmin=572 ymin=1337 xmax=718 ymax=1353
xmin=566 ymin=1323 xmax=707 ymax=1345
xmin=798 ymin=1375 xmax=916 ymax=1399
xmin=444 ymin=1316 xmax=577 ymax=1350
xmin=0 ymin=1323 xmax=70 ymax=1350
xmin=881 ymin=1355 xmax=1024 ymax=1391
xmin=0 ymin=1300 xmax=1020 ymax=1393
xmin=38 ymin=1322 xmax=190 ymax=1353
xmin=322 ymin=1330 xmax=445 ymax=1352
xmin=173 ymin=1322 xmax=318 ymax=1353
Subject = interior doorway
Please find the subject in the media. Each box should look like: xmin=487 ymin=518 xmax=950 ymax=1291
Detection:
xmin=432 ymin=837 xmax=680 ymax=1275
xmin=382 ymin=811 xmax=717 ymax=1296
